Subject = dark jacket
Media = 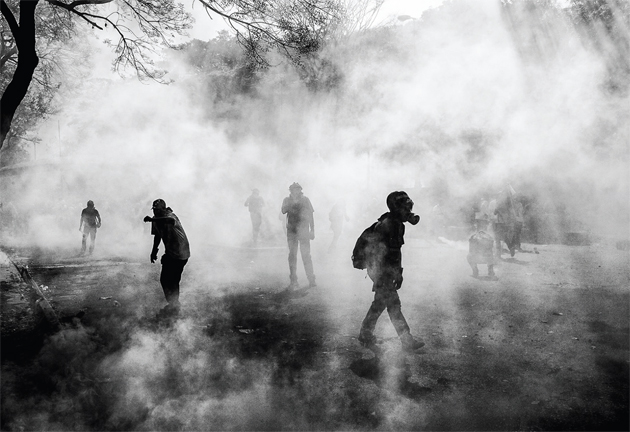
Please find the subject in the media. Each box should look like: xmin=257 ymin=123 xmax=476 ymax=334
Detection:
xmin=368 ymin=212 xmax=405 ymax=289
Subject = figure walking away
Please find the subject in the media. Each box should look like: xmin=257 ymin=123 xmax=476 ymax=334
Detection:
xmin=79 ymin=200 xmax=101 ymax=255
xmin=357 ymin=191 xmax=425 ymax=353
xmin=328 ymin=199 xmax=349 ymax=252
xmin=143 ymin=199 xmax=190 ymax=316
xmin=281 ymin=182 xmax=316 ymax=290
xmin=244 ymin=188 xmax=265 ymax=246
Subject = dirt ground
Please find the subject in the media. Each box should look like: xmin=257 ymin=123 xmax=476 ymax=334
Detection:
xmin=1 ymin=232 xmax=628 ymax=431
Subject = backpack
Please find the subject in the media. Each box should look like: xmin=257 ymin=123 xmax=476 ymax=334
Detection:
xmin=351 ymin=221 xmax=380 ymax=269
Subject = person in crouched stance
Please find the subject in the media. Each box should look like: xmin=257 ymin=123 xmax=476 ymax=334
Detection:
xmin=358 ymin=191 xmax=425 ymax=352
xmin=144 ymin=199 xmax=190 ymax=316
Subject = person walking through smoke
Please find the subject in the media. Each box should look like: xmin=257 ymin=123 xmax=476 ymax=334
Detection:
xmin=244 ymin=188 xmax=265 ymax=246
xmin=281 ymin=182 xmax=316 ymax=290
xmin=357 ymin=191 xmax=425 ymax=353
xmin=328 ymin=199 xmax=349 ymax=252
xmin=79 ymin=200 xmax=101 ymax=255
xmin=143 ymin=199 xmax=190 ymax=316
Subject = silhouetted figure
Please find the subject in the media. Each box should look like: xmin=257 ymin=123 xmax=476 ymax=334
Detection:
xmin=281 ymin=182 xmax=316 ymax=290
xmin=244 ymin=188 xmax=265 ymax=246
xmin=475 ymin=193 xmax=492 ymax=232
xmin=467 ymin=230 xmax=496 ymax=280
xmin=79 ymin=200 xmax=101 ymax=255
xmin=328 ymin=199 xmax=349 ymax=252
xmin=143 ymin=199 xmax=190 ymax=316
xmin=494 ymin=189 xmax=517 ymax=257
xmin=357 ymin=191 xmax=425 ymax=353
xmin=513 ymin=196 xmax=524 ymax=251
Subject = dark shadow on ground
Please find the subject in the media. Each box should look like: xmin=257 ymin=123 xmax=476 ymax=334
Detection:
xmin=500 ymin=257 xmax=529 ymax=265
xmin=471 ymin=275 xmax=499 ymax=282
xmin=349 ymin=355 xmax=432 ymax=400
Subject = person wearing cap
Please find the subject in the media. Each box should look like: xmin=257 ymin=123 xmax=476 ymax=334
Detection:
xmin=281 ymin=182 xmax=316 ymax=289
xmin=244 ymin=188 xmax=265 ymax=246
xmin=358 ymin=191 xmax=425 ymax=353
xmin=79 ymin=200 xmax=101 ymax=255
xmin=143 ymin=199 xmax=190 ymax=315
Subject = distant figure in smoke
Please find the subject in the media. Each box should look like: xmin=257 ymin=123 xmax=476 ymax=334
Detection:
xmin=143 ymin=199 xmax=190 ymax=316
xmin=358 ymin=191 xmax=425 ymax=353
xmin=79 ymin=200 xmax=101 ymax=255
xmin=244 ymin=188 xmax=265 ymax=246
xmin=475 ymin=193 xmax=492 ymax=232
xmin=467 ymin=230 xmax=497 ymax=280
xmin=513 ymin=195 xmax=524 ymax=252
xmin=328 ymin=199 xmax=349 ymax=252
xmin=281 ymin=182 xmax=316 ymax=290
xmin=429 ymin=200 xmax=445 ymax=240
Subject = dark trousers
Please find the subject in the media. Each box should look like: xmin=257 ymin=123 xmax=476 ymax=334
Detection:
xmin=250 ymin=212 xmax=262 ymax=243
xmin=287 ymin=232 xmax=315 ymax=284
xmin=160 ymin=255 xmax=188 ymax=305
xmin=360 ymin=271 xmax=410 ymax=338
xmin=494 ymin=222 xmax=516 ymax=254
xmin=81 ymin=227 xmax=97 ymax=253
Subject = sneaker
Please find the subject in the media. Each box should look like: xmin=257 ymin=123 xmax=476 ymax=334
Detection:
xmin=358 ymin=333 xmax=377 ymax=349
xmin=286 ymin=282 xmax=299 ymax=291
xmin=308 ymin=280 xmax=317 ymax=288
xmin=401 ymin=334 xmax=425 ymax=352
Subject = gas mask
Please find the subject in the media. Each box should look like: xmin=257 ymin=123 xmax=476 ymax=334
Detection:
xmin=387 ymin=191 xmax=420 ymax=225
xmin=400 ymin=201 xmax=420 ymax=225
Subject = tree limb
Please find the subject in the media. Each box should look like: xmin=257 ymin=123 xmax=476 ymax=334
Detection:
xmin=0 ymin=45 xmax=17 ymax=69
xmin=1 ymin=1 xmax=20 ymax=44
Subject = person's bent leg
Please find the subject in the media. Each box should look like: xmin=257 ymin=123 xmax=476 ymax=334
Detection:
xmin=384 ymin=290 xmax=411 ymax=336
xmin=287 ymin=234 xmax=299 ymax=288
xmin=359 ymin=289 xmax=387 ymax=346
xmin=300 ymin=239 xmax=316 ymax=287
xmin=251 ymin=213 xmax=262 ymax=244
xmin=467 ymin=254 xmax=479 ymax=277
xmin=89 ymin=229 xmax=96 ymax=254
xmin=160 ymin=255 xmax=186 ymax=307
xmin=384 ymin=289 xmax=425 ymax=351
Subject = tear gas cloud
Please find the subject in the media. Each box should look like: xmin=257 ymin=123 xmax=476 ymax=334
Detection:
xmin=7 ymin=0 xmax=628 ymax=253
xmin=1 ymin=0 xmax=629 ymax=429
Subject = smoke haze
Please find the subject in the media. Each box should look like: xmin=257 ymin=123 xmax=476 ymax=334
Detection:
xmin=1 ymin=0 xmax=628 ymax=430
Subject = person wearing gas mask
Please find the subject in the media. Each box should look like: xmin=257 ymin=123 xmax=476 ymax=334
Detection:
xmin=143 ymin=199 xmax=190 ymax=316
xmin=358 ymin=191 xmax=425 ymax=352
xmin=281 ymin=182 xmax=316 ymax=290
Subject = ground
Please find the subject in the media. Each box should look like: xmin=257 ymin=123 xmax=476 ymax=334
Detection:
xmin=1 ymin=233 xmax=628 ymax=431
